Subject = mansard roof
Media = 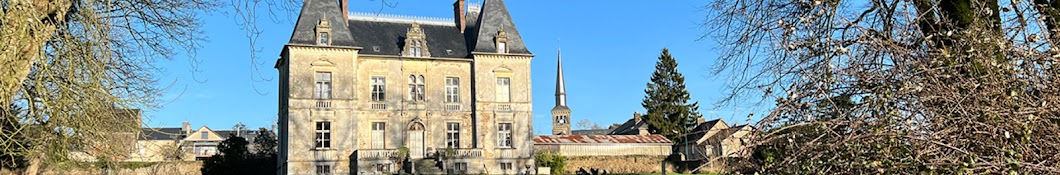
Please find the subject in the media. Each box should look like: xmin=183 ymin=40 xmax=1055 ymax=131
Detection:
xmin=346 ymin=14 xmax=469 ymax=58
xmin=285 ymin=0 xmax=529 ymax=57
xmin=288 ymin=0 xmax=356 ymax=46
xmin=467 ymin=0 xmax=530 ymax=54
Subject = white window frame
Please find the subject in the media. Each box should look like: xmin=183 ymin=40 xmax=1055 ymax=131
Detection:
xmin=498 ymin=123 xmax=512 ymax=148
xmin=371 ymin=122 xmax=386 ymax=149
xmin=408 ymin=75 xmax=425 ymax=101
xmin=315 ymin=121 xmax=331 ymax=149
xmin=496 ymin=77 xmax=511 ymax=102
xmin=371 ymin=76 xmax=386 ymax=101
xmin=497 ymin=42 xmax=507 ymax=53
xmin=445 ymin=77 xmax=459 ymax=103
xmin=446 ymin=122 xmax=460 ymax=148
xmin=315 ymin=72 xmax=332 ymax=99
xmin=318 ymin=32 xmax=330 ymax=45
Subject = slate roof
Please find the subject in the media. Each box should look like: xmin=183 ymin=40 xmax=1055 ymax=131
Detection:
xmin=140 ymin=128 xmax=184 ymax=140
xmin=286 ymin=0 xmax=530 ymax=58
xmin=534 ymin=135 xmax=671 ymax=145
xmin=288 ymin=0 xmax=356 ymax=46
xmin=608 ymin=118 xmax=648 ymax=135
xmin=682 ymin=119 xmax=728 ymax=144
xmin=467 ymin=0 xmax=530 ymax=54
xmin=347 ymin=19 xmax=469 ymax=58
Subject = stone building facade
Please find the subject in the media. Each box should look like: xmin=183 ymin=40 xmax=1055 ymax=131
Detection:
xmin=275 ymin=0 xmax=535 ymax=174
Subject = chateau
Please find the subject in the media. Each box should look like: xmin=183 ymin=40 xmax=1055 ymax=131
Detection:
xmin=274 ymin=0 xmax=534 ymax=174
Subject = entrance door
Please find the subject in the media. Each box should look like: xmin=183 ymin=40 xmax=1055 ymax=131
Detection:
xmin=408 ymin=122 xmax=425 ymax=159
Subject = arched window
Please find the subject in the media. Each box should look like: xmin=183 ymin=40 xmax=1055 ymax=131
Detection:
xmin=408 ymin=74 xmax=425 ymax=101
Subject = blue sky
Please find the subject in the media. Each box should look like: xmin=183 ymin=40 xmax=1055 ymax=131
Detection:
xmin=149 ymin=0 xmax=766 ymax=134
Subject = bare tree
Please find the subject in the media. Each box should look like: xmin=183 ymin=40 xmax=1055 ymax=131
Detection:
xmin=708 ymin=0 xmax=1060 ymax=174
xmin=574 ymin=119 xmax=604 ymax=130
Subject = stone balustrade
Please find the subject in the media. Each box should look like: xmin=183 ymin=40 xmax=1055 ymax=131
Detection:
xmin=358 ymin=149 xmax=398 ymax=160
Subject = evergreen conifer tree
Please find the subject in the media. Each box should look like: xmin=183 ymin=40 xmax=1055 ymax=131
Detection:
xmin=642 ymin=48 xmax=703 ymax=141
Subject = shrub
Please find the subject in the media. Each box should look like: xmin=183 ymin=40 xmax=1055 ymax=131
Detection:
xmin=534 ymin=153 xmax=566 ymax=175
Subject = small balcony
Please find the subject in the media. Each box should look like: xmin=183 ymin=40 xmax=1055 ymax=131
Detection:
xmin=496 ymin=148 xmax=522 ymax=159
xmin=496 ymin=104 xmax=512 ymax=111
xmin=370 ymin=103 xmax=387 ymax=110
xmin=445 ymin=104 xmax=461 ymax=111
xmin=316 ymin=100 xmax=332 ymax=108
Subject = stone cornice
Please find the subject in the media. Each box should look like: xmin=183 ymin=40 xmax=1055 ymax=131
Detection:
xmin=285 ymin=43 xmax=362 ymax=51
xmin=471 ymin=52 xmax=534 ymax=57
xmin=357 ymin=54 xmax=473 ymax=62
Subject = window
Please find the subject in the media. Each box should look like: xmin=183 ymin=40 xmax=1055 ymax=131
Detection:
xmin=496 ymin=77 xmax=510 ymax=102
xmin=500 ymin=162 xmax=513 ymax=171
xmin=371 ymin=122 xmax=385 ymax=149
xmin=315 ymin=165 xmax=331 ymax=175
xmin=445 ymin=77 xmax=460 ymax=103
xmin=318 ymin=32 xmax=330 ymax=45
xmin=497 ymin=42 xmax=507 ymax=53
xmin=409 ymin=41 xmax=423 ymax=57
xmin=374 ymin=163 xmax=391 ymax=172
xmin=446 ymin=123 xmax=460 ymax=148
xmin=201 ymin=131 xmax=208 ymax=139
xmin=408 ymin=75 xmax=424 ymax=101
xmin=498 ymin=123 xmax=512 ymax=148
xmin=454 ymin=163 xmax=467 ymax=172
xmin=315 ymin=121 xmax=331 ymax=148
xmin=371 ymin=76 xmax=386 ymax=101
xmin=315 ymin=72 xmax=332 ymax=99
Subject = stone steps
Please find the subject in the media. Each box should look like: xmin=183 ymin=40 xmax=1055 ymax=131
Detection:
xmin=413 ymin=159 xmax=444 ymax=174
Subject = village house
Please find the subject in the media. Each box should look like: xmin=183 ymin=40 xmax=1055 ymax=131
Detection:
xmin=674 ymin=119 xmax=755 ymax=171
xmin=532 ymin=49 xmax=673 ymax=174
xmin=274 ymin=0 xmax=536 ymax=174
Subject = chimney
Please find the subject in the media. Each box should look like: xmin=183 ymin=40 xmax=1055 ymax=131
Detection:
xmin=454 ymin=0 xmax=466 ymax=32
xmin=341 ymin=0 xmax=349 ymax=24
xmin=182 ymin=121 xmax=191 ymax=136
xmin=633 ymin=112 xmax=642 ymax=123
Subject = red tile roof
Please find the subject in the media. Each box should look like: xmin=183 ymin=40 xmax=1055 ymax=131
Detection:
xmin=534 ymin=134 xmax=672 ymax=145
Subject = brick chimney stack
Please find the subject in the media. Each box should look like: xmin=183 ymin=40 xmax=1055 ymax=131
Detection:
xmin=454 ymin=0 xmax=466 ymax=32
xmin=182 ymin=121 xmax=191 ymax=136
xmin=341 ymin=0 xmax=349 ymax=24
xmin=633 ymin=112 xmax=642 ymax=123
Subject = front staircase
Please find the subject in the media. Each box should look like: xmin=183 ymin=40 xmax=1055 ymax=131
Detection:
xmin=412 ymin=159 xmax=444 ymax=174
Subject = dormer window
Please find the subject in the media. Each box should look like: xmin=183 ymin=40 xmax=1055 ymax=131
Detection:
xmin=494 ymin=28 xmax=509 ymax=53
xmin=403 ymin=22 xmax=430 ymax=57
xmin=315 ymin=16 xmax=332 ymax=46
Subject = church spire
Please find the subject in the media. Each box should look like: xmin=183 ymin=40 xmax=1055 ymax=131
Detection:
xmin=555 ymin=48 xmax=567 ymax=107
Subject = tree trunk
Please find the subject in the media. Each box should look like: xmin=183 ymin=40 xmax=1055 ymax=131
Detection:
xmin=1 ymin=0 xmax=72 ymax=109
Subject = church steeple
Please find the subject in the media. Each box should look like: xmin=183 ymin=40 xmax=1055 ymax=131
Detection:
xmin=551 ymin=48 xmax=572 ymax=135
xmin=555 ymin=49 xmax=567 ymax=107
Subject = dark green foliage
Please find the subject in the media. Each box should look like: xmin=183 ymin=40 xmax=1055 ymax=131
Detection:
xmin=642 ymin=48 xmax=703 ymax=141
xmin=253 ymin=128 xmax=277 ymax=157
xmin=202 ymin=132 xmax=277 ymax=175
xmin=534 ymin=153 xmax=566 ymax=175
